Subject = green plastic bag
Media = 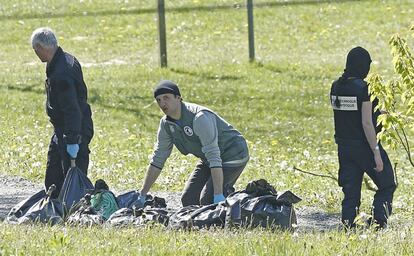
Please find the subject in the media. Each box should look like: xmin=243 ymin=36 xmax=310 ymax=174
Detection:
xmin=91 ymin=191 xmax=119 ymax=220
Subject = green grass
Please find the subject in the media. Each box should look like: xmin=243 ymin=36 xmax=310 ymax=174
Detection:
xmin=1 ymin=224 xmax=414 ymax=255
xmin=1 ymin=0 xmax=414 ymax=254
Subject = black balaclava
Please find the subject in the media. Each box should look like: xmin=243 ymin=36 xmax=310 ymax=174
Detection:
xmin=334 ymin=47 xmax=372 ymax=108
xmin=344 ymin=46 xmax=372 ymax=79
xmin=153 ymin=80 xmax=181 ymax=98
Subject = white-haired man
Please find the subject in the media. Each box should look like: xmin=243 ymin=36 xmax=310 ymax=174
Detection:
xmin=31 ymin=27 xmax=94 ymax=198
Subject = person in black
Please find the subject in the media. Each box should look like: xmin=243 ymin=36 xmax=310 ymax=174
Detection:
xmin=31 ymin=27 xmax=94 ymax=198
xmin=330 ymin=47 xmax=396 ymax=229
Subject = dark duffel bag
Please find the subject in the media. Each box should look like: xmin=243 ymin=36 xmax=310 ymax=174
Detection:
xmin=225 ymin=179 xmax=301 ymax=230
xmin=168 ymin=204 xmax=226 ymax=230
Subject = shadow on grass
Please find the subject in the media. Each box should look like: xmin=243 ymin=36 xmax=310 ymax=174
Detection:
xmin=91 ymin=100 xmax=159 ymax=119
xmin=0 ymin=0 xmax=366 ymax=21
xmin=6 ymin=84 xmax=43 ymax=94
xmin=255 ymin=61 xmax=331 ymax=83
xmin=6 ymin=84 xmax=158 ymax=119
xmin=296 ymin=206 xmax=341 ymax=232
xmin=84 ymin=88 xmax=160 ymax=119
xmin=254 ymin=62 xmax=284 ymax=74
xmin=170 ymin=68 xmax=243 ymax=81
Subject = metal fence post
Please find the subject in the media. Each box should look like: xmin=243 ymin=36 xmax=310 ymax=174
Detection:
xmin=157 ymin=0 xmax=167 ymax=67
xmin=247 ymin=0 xmax=255 ymax=62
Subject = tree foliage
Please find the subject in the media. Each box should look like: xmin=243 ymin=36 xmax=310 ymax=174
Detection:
xmin=369 ymin=26 xmax=414 ymax=167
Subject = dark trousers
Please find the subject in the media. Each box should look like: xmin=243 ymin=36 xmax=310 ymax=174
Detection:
xmin=45 ymin=134 xmax=90 ymax=198
xmin=181 ymin=161 xmax=246 ymax=206
xmin=337 ymin=143 xmax=396 ymax=227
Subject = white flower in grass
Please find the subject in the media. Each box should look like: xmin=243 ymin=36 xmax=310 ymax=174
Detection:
xmin=31 ymin=161 xmax=41 ymax=168
xmin=359 ymin=234 xmax=367 ymax=240
xmin=303 ymin=150 xmax=310 ymax=159
xmin=279 ymin=160 xmax=288 ymax=170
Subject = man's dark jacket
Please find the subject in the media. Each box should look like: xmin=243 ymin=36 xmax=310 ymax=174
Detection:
xmin=45 ymin=47 xmax=93 ymax=144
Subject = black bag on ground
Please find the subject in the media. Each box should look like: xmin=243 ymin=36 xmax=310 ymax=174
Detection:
xmin=6 ymin=190 xmax=46 ymax=223
xmin=67 ymin=208 xmax=104 ymax=226
xmin=245 ymin=179 xmax=278 ymax=196
xmin=58 ymin=165 xmax=94 ymax=212
xmin=116 ymin=191 xmax=167 ymax=210
xmin=107 ymin=208 xmax=140 ymax=227
xmin=225 ymin=179 xmax=301 ymax=230
xmin=138 ymin=208 xmax=170 ymax=227
xmin=66 ymin=193 xmax=105 ymax=226
xmin=191 ymin=203 xmax=226 ymax=229
xmin=66 ymin=179 xmax=119 ymax=224
xmin=116 ymin=191 xmax=145 ymax=209
xmin=107 ymin=207 xmax=171 ymax=227
xmin=167 ymin=205 xmax=201 ymax=230
xmin=168 ymin=204 xmax=226 ymax=230
xmin=14 ymin=185 xmax=64 ymax=225
xmin=226 ymin=194 xmax=297 ymax=230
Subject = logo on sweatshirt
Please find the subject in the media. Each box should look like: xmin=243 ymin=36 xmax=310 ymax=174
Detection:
xmin=184 ymin=126 xmax=193 ymax=136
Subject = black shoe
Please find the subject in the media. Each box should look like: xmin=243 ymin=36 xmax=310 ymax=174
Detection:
xmin=367 ymin=217 xmax=387 ymax=231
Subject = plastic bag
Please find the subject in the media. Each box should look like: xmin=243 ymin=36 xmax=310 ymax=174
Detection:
xmin=224 ymin=179 xmax=301 ymax=230
xmin=91 ymin=190 xmax=119 ymax=220
xmin=16 ymin=185 xmax=64 ymax=225
xmin=58 ymin=165 xmax=94 ymax=212
xmin=116 ymin=191 xmax=167 ymax=209
xmin=6 ymin=190 xmax=46 ymax=223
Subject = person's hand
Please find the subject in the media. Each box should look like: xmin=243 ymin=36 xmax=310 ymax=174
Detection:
xmin=374 ymin=150 xmax=383 ymax=172
xmin=214 ymin=194 xmax=226 ymax=204
xmin=137 ymin=194 xmax=146 ymax=205
xmin=135 ymin=193 xmax=146 ymax=208
xmin=66 ymin=144 xmax=79 ymax=159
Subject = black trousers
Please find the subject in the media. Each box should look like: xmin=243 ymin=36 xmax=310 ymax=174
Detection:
xmin=181 ymin=160 xmax=246 ymax=206
xmin=45 ymin=133 xmax=90 ymax=198
xmin=337 ymin=143 xmax=396 ymax=227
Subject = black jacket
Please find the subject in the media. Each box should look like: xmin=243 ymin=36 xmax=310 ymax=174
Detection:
xmin=330 ymin=46 xmax=381 ymax=142
xmin=45 ymin=47 xmax=93 ymax=144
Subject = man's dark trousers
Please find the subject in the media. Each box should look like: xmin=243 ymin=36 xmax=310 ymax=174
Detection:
xmin=45 ymin=133 xmax=90 ymax=199
xmin=181 ymin=160 xmax=246 ymax=206
xmin=338 ymin=143 xmax=396 ymax=227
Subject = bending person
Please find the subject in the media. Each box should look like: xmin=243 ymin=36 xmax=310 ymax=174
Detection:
xmin=139 ymin=80 xmax=249 ymax=206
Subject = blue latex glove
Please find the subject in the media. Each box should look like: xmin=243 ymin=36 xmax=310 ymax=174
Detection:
xmin=136 ymin=194 xmax=146 ymax=208
xmin=137 ymin=194 xmax=146 ymax=204
xmin=214 ymin=194 xmax=226 ymax=204
xmin=66 ymin=144 xmax=79 ymax=159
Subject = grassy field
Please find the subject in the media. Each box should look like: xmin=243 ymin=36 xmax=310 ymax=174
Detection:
xmin=1 ymin=0 xmax=414 ymax=254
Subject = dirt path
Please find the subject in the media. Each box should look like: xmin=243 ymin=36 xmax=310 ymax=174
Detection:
xmin=0 ymin=174 xmax=340 ymax=232
xmin=0 ymin=175 xmax=43 ymax=219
